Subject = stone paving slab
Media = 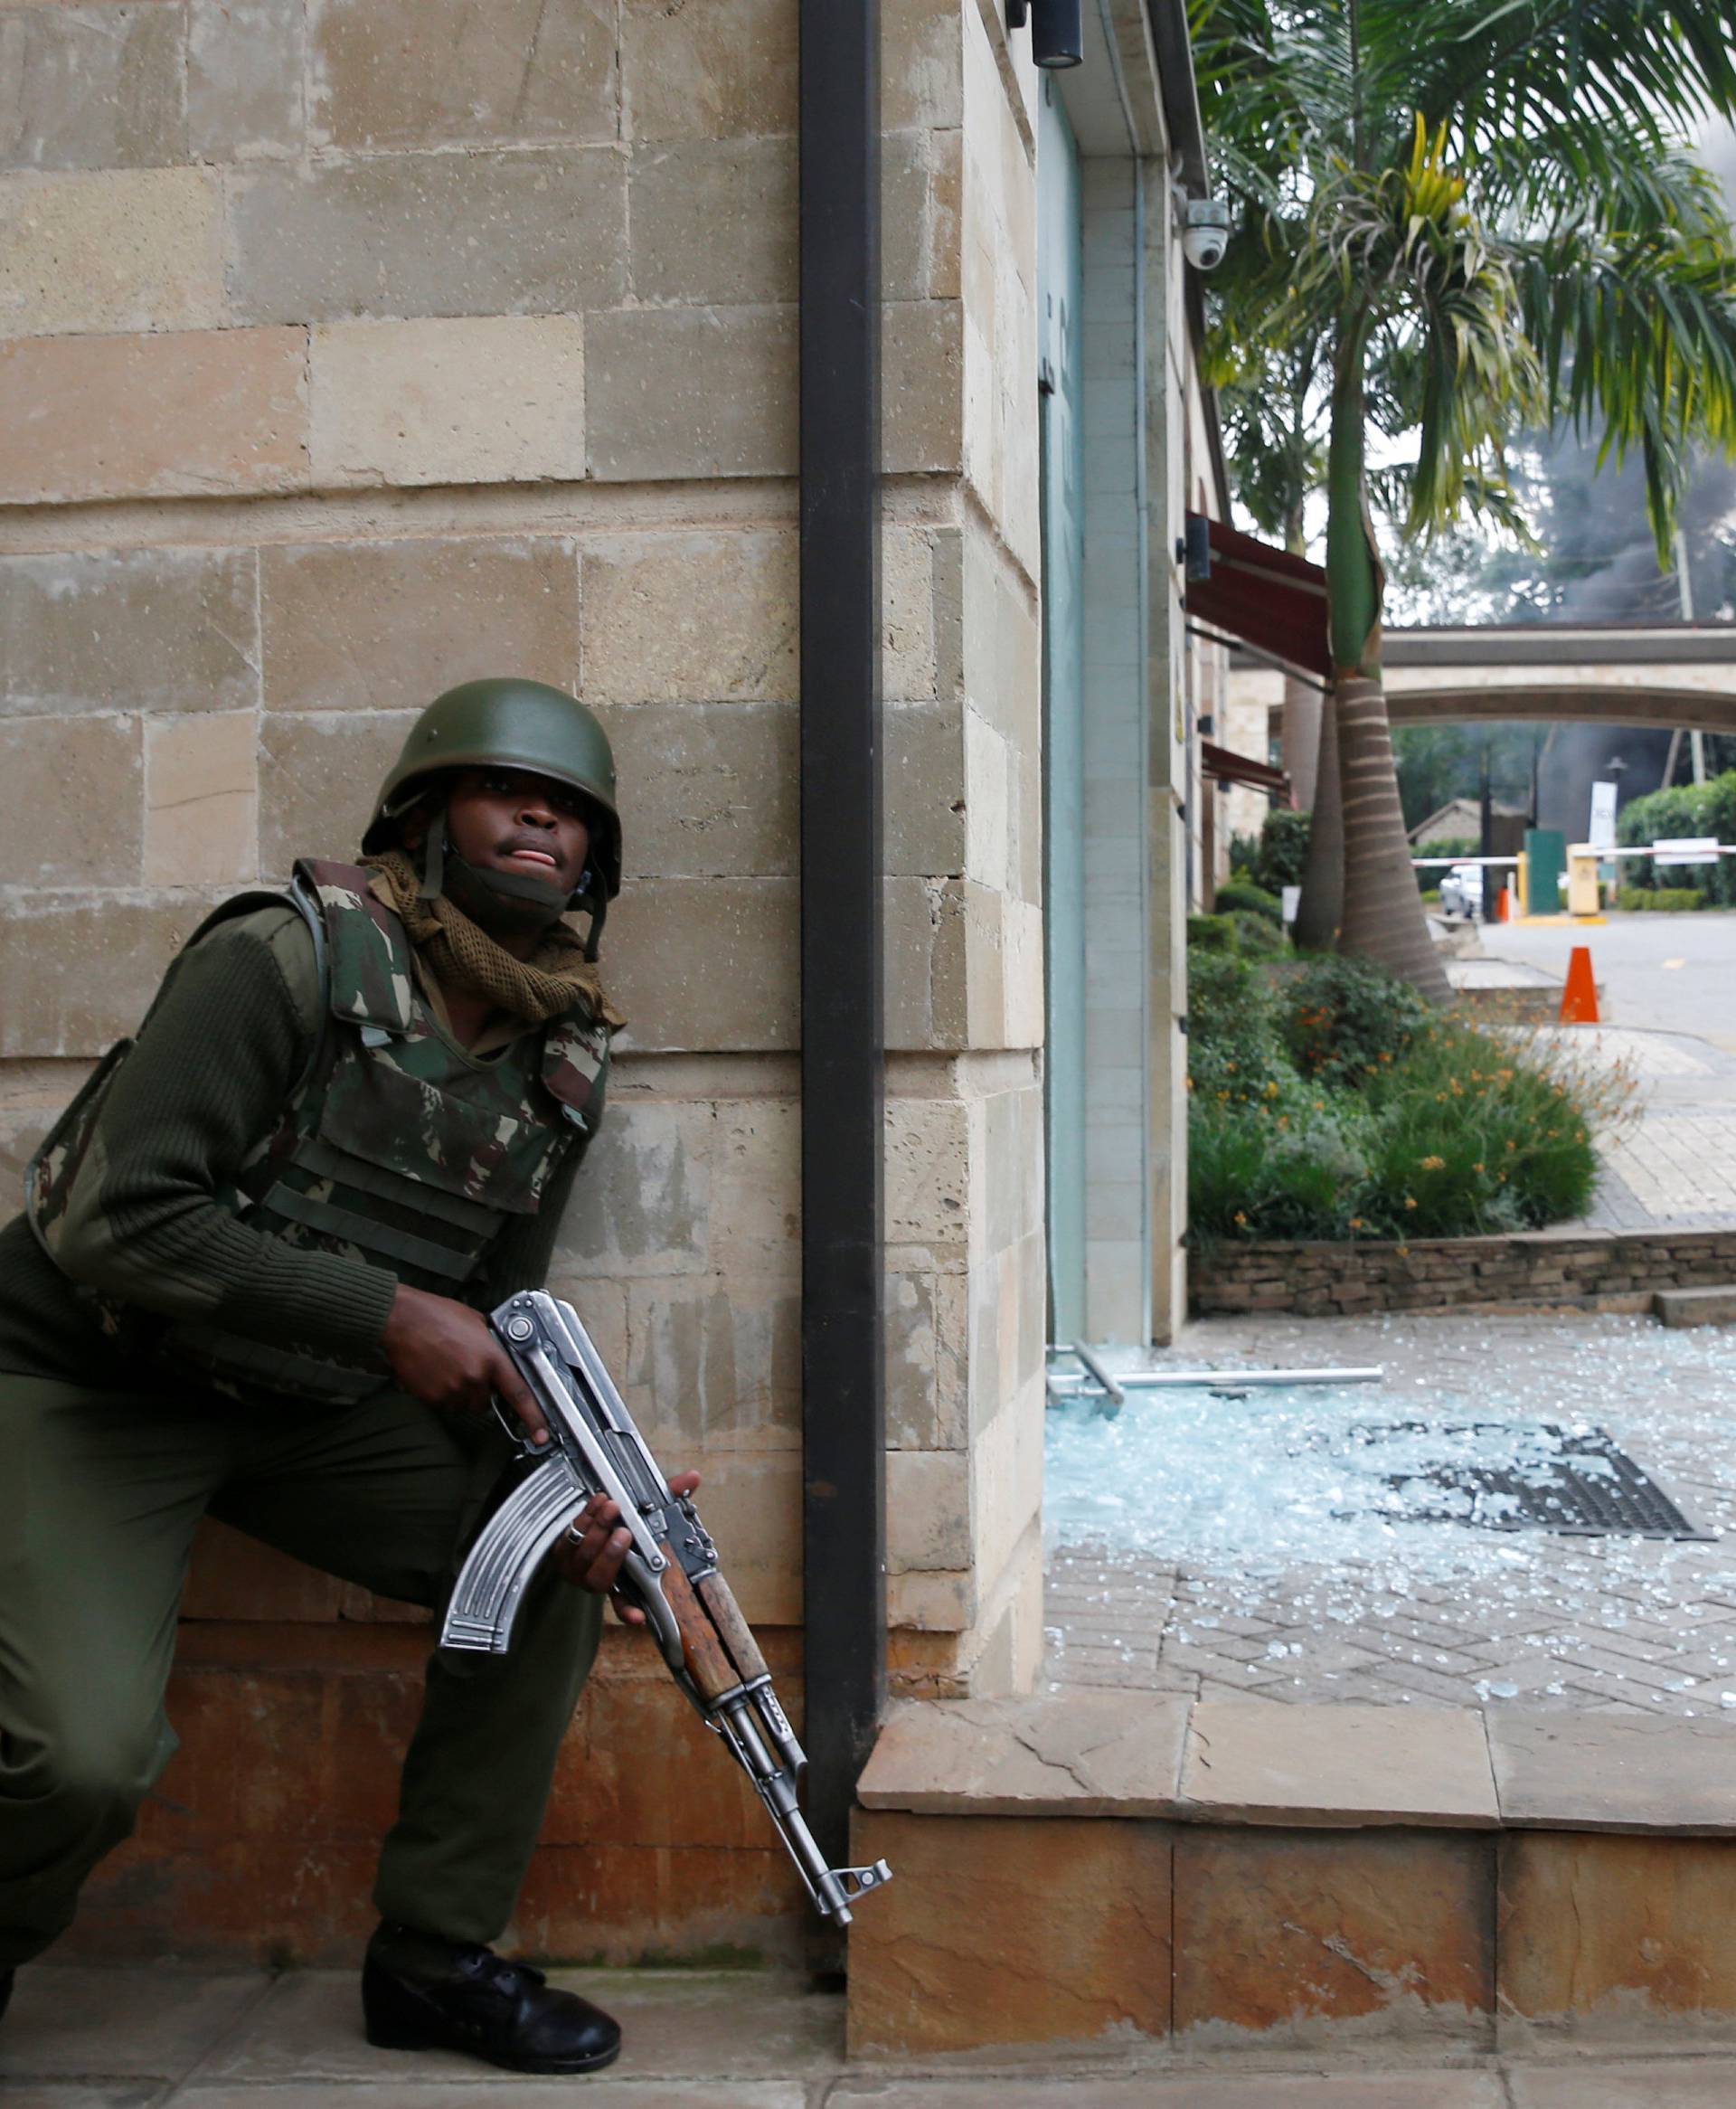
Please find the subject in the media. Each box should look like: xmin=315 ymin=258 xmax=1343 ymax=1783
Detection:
xmin=0 ymin=1967 xmax=270 ymax=2083
xmin=13 ymin=1965 xmax=1736 ymax=2104
xmin=188 ymin=1968 xmax=843 ymax=2085
xmin=1487 ymin=1713 xmax=1736 ymax=1831
xmin=0 ymin=2088 xmax=166 ymax=2109
xmin=1182 ymin=1701 xmax=1498 ymax=1828
xmin=1508 ymin=2065 xmax=1736 ymax=2107
xmin=830 ymin=2079 xmax=1508 ymax=2107
xmin=858 ymin=1692 xmax=1191 ymax=1817
xmin=179 ymin=2088 xmax=807 ymax=2107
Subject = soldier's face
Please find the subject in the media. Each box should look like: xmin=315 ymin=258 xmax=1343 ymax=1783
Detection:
xmin=443 ymin=767 xmax=593 ymax=893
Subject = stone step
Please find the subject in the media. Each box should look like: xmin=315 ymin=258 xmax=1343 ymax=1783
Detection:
xmin=1655 ymin=1284 xmax=1736 ymax=1326
xmin=847 ymin=1693 xmax=1736 ymax=2062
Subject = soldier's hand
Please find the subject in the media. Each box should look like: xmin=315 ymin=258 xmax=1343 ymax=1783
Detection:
xmin=381 ymin=1283 xmax=551 ymax=1445
xmin=554 ymin=1472 xmax=703 ymax=1618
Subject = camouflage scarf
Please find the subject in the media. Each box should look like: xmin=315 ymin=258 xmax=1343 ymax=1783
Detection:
xmin=362 ymin=849 xmax=621 ymax=1028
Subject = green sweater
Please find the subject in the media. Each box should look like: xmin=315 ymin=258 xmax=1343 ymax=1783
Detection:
xmin=0 ymin=906 xmax=584 ymax=1395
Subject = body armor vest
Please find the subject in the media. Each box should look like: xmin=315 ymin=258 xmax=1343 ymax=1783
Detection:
xmin=26 ymin=860 xmax=611 ymax=1405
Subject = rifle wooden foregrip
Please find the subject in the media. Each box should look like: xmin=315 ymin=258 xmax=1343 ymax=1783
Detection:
xmin=696 ymin=1571 xmax=770 ymax=1684
xmin=656 ymin=1547 xmax=741 ymax=1702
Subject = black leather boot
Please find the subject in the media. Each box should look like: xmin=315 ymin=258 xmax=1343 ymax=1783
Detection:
xmin=362 ymin=1922 xmax=620 ymax=2075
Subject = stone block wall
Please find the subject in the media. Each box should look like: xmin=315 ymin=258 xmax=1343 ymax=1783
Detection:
xmin=1192 ymin=1227 xmax=1736 ymax=1317
xmin=3 ymin=0 xmax=1045 ymax=1957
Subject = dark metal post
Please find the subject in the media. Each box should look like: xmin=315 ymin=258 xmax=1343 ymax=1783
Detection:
xmin=799 ymin=0 xmax=884 ymax=1890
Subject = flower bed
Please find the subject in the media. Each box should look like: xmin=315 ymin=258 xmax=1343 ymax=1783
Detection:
xmin=1188 ymin=950 xmax=1628 ymax=1247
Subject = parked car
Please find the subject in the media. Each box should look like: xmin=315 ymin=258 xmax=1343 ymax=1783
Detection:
xmin=1439 ymin=864 xmax=1484 ymax=919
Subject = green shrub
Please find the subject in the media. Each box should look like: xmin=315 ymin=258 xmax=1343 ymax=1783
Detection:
xmin=1187 ymin=913 xmax=1239 ymax=951
xmin=1278 ymin=953 xmax=1436 ymax=1088
xmin=1616 ymin=885 xmax=1705 ymax=912
xmin=1228 ymin=910 xmax=1288 ymax=956
xmin=1215 ymin=877 xmax=1284 ymax=923
xmin=1188 ymin=1097 xmax=1366 ymax=1243
xmin=1229 ymin=831 xmax=1260 ymax=879
xmin=1247 ymin=807 xmax=1311 ymax=894
xmin=1618 ymin=772 xmax=1736 ymax=903
xmin=1184 ymin=923 xmax=1627 ymax=1246
xmin=1185 ymin=948 xmax=1293 ymax=1104
xmin=1353 ymin=1020 xmax=1608 ymax=1235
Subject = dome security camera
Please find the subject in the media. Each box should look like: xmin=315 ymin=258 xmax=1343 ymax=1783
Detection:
xmin=1183 ymin=196 xmax=1231 ymax=272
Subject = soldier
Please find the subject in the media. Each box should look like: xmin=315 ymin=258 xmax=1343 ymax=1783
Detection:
xmin=0 ymin=678 xmax=677 ymax=2076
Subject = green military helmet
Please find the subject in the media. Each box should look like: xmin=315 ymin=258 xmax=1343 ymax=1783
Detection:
xmin=363 ymin=677 xmax=623 ymax=899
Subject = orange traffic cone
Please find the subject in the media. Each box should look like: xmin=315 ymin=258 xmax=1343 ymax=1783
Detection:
xmin=1560 ymin=945 xmax=1599 ymax=1024
xmin=1495 ymin=885 xmax=1515 ymax=923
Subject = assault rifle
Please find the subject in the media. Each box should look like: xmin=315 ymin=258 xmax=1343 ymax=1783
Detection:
xmin=441 ymin=1289 xmax=893 ymax=1927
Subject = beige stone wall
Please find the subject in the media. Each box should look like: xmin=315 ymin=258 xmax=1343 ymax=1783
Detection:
xmin=0 ymin=0 xmax=1043 ymax=1710
xmin=1218 ymin=665 xmax=1273 ymax=866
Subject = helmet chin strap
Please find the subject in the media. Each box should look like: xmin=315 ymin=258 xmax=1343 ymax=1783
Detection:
xmin=417 ymin=799 xmax=607 ymax=955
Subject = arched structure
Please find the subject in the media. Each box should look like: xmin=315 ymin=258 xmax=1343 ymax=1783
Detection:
xmin=1381 ymin=626 xmax=1736 ymax=730
xmin=1225 ymin=625 xmax=1736 ymax=735
xmin=1216 ymin=623 xmax=1736 ymax=852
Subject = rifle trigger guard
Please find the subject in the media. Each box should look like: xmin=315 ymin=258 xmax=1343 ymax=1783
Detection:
xmin=489 ymin=1393 xmax=549 ymax=1461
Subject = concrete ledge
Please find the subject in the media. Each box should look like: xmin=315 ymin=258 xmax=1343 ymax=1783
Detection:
xmin=1488 ymin=1712 xmax=1736 ymax=1833
xmin=1182 ymin=1699 xmax=1499 ymax=1828
xmin=1655 ymin=1283 xmax=1736 ymax=1327
xmin=857 ymin=1690 xmax=1191 ymax=1818
xmin=848 ymin=1696 xmax=1736 ymax=2059
xmin=861 ymin=1693 xmax=1736 ymax=1837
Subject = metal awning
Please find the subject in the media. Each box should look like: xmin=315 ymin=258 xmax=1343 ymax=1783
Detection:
xmin=1202 ymin=739 xmax=1290 ymax=799
xmin=1185 ymin=515 xmax=1331 ymax=680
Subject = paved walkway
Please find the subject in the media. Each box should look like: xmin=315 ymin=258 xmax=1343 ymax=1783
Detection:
xmin=1046 ymin=1309 xmax=1736 ymax=1717
xmin=1533 ymin=1024 xmax=1736 ymax=1230
xmin=1472 ymin=913 xmax=1736 ymax=1231
xmin=8 ymin=1962 xmax=1736 ymax=2104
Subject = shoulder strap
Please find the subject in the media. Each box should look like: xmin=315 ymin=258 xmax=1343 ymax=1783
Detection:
xmin=186 ymin=879 xmax=332 ymax=1102
xmin=293 ymin=858 xmax=416 ymax=1040
xmin=145 ymin=883 xmax=321 ymax=1045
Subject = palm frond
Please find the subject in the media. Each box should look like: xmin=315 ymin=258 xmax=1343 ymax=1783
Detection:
xmin=1408 ymin=0 xmax=1736 ymax=156
xmin=1514 ymin=219 xmax=1736 ymax=552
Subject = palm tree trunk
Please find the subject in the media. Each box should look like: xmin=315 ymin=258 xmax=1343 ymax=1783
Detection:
xmin=1280 ymin=507 xmax=1321 ymax=809
xmin=1318 ymin=326 xmax=1449 ymax=999
xmin=1291 ymin=682 xmax=1342 ymax=950
xmin=1282 ymin=670 xmax=1322 ymax=810
xmin=1336 ymin=675 xmax=1448 ymax=993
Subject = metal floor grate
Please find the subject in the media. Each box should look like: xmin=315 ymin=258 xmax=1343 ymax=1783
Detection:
xmin=1340 ymin=1422 xmax=1715 ymax=1542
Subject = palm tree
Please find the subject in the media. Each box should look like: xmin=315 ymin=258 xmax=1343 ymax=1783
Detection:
xmin=1194 ymin=0 xmax=1736 ymax=994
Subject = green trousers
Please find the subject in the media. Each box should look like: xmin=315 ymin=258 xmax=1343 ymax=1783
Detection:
xmin=0 ymin=1373 xmax=601 ymax=1969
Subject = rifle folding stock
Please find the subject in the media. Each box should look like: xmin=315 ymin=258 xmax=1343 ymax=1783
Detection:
xmin=440 ymin=1290 xmax=892 ymax=1927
